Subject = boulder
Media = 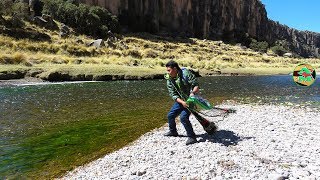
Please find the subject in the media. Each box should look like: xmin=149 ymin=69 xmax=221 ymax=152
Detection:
xmin=41 ymin=14 xmax=58 ymax=30
xmin=0 ymin=70 xmax=27 ymax=80
xmin=88 ymin=39 xmax=104 ymax=48
xmin=60 ymin=23 xmax=70 ymax=38
xmin=32 ymin=16 xmax=47 ymax=25
xmin=0 ymin=27 xmax=51 ymax=41
xmin=26 ymin=69 xmax=43 ymax=77
xmin=106 ymin=31 xmax=118 ymax=42
xmin=283 ymin=52 xmax=293 ymax=57
xmin=45 ymin=71 xmax=71 ymax=81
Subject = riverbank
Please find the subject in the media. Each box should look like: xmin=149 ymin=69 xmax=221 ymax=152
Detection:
xmin=0 ymin=64 xmax=165 ymax=82
xmin=0 ymin=64 xmax=298 ymax=83
xmin=62 ymin=102 xmax=320 ymax=179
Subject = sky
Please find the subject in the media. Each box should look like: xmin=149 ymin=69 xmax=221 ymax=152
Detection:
xmin=260 ymin=0 xmax=320 ymax=33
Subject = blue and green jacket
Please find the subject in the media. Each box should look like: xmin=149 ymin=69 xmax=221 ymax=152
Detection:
xmin=165 ymin=68 xmax=199 ymax=101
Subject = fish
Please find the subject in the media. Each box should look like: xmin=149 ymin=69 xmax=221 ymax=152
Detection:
xmin=301 ymin=71 xmax=312 ymax=78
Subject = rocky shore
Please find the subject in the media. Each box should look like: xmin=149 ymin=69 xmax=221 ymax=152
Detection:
xmin=0 ymin=67 xmax=293 ymax=83
xmin=61 ymin=103 xmax=320 ymax=179
xmin=0 ymin=69 xmax=165 ymax=82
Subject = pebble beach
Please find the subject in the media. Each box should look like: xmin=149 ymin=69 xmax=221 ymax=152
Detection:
xmin=62 ymin=103 xmax=320 ymax=179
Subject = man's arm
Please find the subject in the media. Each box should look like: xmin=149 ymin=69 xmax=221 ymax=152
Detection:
xmin=176 ymin=98 xmax=188 ymax=108
xmin=190 ymin=86 xmax=199 ymax=96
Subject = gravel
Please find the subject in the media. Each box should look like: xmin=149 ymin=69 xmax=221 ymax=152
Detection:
xmin=61 ymin=103 xmax=320 ymax=179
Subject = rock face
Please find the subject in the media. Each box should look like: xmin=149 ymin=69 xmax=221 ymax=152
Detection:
xmin=80 ymin=0 xmax=320 ymax=57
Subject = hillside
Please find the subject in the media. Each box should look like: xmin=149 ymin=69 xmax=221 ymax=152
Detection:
xmin=81 ymin=0 xmax=320 ymax=58
xmin=1 ymin=15 xmax=320 ymax=81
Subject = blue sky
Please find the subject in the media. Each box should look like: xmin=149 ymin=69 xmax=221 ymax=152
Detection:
xmin=260 ymin=0 xmax=320 ymax=33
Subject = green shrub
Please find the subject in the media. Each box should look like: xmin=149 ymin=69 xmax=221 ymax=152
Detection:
xmin=12 ymin=2 xmax=30 ymax=20
xmin=42 ymin=0 xmax=120 ymax=37
xmin=0 ymin=1 xmax=29 ymax=19
xmin=0 ymin=1 xmax=28 ymax=28
xmin=249 ymin=39 xmax=269 ymax=53
xmin=271 ymin=45 xmax=286 ymax=56
xmin=0 ymin=0 xmax=14 ymax=16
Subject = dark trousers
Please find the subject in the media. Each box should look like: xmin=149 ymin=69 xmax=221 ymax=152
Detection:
xmin=167 ymin=102 xmax=196 ymax=137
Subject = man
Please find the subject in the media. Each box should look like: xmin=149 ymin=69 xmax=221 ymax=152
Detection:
xmin=164 ymin=60 xmax=200 ymax=145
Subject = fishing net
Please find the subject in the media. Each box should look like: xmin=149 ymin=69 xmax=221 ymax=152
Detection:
xmin=186 ymin=95 xmax=236 ymax=119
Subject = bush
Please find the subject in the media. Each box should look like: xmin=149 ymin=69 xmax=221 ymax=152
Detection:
xmin=0 ymin=1 xmax=29 ymax=19
xmin=0 ymin=0 xmax=14 ymax=16
xmin=0 ymin=52 xmax=27 ymax=64
xmin=0 ymin=1 xmax=28 ymax=28
xmin=12 ymin=2 xmax=30 ymax=20
xmin=249 ymin=39 xmax=269 ymax=53
xmin=42 ymin=0 xmax=120 ymax=38
xmin=270 ymin=45 xmax=286 ymax=56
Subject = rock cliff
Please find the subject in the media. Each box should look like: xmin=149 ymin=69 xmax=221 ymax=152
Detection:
xmin=80 ymin=0 xmax=320 ymax=57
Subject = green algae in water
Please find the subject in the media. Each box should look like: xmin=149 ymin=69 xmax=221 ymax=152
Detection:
xmin=0 ymin=80 xmax=170 ymax=179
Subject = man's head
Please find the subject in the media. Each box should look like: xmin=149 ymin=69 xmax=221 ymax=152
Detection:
xmin=166 ymin=60 xmax=180 ymax=78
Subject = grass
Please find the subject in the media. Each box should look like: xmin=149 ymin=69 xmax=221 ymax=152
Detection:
xmin=1 ymin=19 xmax=320 ymax=79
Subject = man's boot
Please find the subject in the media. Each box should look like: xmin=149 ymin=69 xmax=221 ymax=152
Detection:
xmin=164 ymin=131 xmax=178 ymax=137
xmin=186 ymin=137 xmax=197 ymax=145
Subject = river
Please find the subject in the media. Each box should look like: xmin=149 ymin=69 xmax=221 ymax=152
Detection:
xmin=0 ymin=75 xmax=319 ymax=178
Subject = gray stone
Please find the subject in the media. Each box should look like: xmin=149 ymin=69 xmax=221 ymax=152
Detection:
xmin=277 ymin=176 xmax=289 ymax=180
xmin=60 ymin=23 xmax=70 ymax=38
xmin=89 ymin=39 xmax=104 ymax=48
xmin=283 ymin=53 xmax=293 ymax=57
xmin=32 ymin=16 xmax=47 ymax=25
xmin=137 ymin=170 xmax=146 ymax=176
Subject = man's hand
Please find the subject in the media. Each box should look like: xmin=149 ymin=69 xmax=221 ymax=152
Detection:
xmin=190 ymin=86 xmax=200 ymax=96
xmin=181 ymin=101 xmax=188 ymax=108
xmin=176 ymin=98 xmax=188 ymax=108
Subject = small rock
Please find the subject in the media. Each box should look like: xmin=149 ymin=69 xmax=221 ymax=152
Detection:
xmin=60 ymin=23 xmax=70 ymax=37
xmin=277 ymin=175 xmax=289 ymax=180
xmin=137 ymin=170 xmax=146 ymax=176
